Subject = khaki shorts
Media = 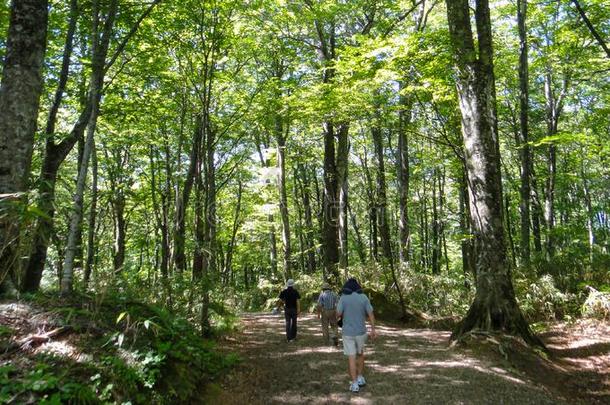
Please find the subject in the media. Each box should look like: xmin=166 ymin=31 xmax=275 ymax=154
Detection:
xmin=343 ymin=333 xmax=367 ymax=356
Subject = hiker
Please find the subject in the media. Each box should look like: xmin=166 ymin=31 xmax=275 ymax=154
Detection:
xmin=316 ymin=282 xmax=339 ymax=346
xmin=278 ymin=279 xmax=300 ymax=342
xmin=336 ymin=277 xmax=376 ymax=393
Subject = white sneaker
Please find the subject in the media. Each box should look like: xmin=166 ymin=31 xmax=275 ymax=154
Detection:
xmin=357 ymin=375 xmax=366 ymax=386
xmin=350 ymin=382 xmax=360 ymax=393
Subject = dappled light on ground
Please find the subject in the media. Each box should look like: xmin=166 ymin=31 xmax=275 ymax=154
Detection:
xmin=213 ymin=313 xmax=567 ymax=404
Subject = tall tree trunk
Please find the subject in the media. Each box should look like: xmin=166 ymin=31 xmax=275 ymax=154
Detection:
xmin=361 ymin=153 xmax=378 ymax=261
xmin=439 ymin=167 xmax=450 ymax=273
xmin=150 ymin=144 xmax=171 ymax=289
xmin=276 ymin=124 xmax=292 ymax=281
xmin=337 ymin=123 xmax=350 ymax=275
xmin=543 ymin=72 xmax=567 ymax=260
xmin=293 ymin=165 xmax=306 ymax=274
xmin=310 ymin=13 xmax=342 ymax=284
xmin=459 ymin=169 xmax=476 ymax=280
xmin=397 ymin=89 xmax=412 ymax=269
xmin=322 ymin=123 xmax=340 ymax=282
xmin=83 ymin=143 xmax=98 ymax=289
xmin=200 ymin=123 xmax=217 ymax=336
xmin=62 ymin=0 xmax=119 ymax=294
xmin=531 ymin=168 xmax=543 ymax=253
xmin=256 ymin=140 xmax=278 ymax=278
xmin=581 ymin=159 xmax=595 ymax=262
xmin=431 ymin=169 xmax=440 ymax=275
xmin=517 ymin=0 xmax=532 ymax=266
xmin=174 ymin=119 xmax=201 ymax=274
xmin=372 ymin=124 xmax=409 ymax=320
xmin=0 ymin=0 xmax=48 ymax=288
xmin=192 ymin=156 xmax=205 ymax=281
xmin=112 ymin=193 xmax=126 ymax=275
xmin=225 ymin=179 xmax=243 ymax=280
xmin=445 ymin=0 xmax=542 ymax=347
xmin=349 ymin=204 xmax=367 ymax=263
xmin=298 ymin=163 xmax=316 ymax=273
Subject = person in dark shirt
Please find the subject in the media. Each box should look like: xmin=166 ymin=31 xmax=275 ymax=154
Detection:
xmin=278 ymin=279 xmax=301 ymax=342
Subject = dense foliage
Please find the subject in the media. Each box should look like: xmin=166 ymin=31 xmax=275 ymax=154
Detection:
xmin=0 ymin=0 xmax=609 ymax=352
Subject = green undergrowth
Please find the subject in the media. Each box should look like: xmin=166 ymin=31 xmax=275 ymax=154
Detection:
xmin=0 ymin=292 xmax=239 ymax=404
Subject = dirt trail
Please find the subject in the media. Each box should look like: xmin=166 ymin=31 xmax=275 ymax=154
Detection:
xmin=210 ymin=313 xmax=573 ymax=404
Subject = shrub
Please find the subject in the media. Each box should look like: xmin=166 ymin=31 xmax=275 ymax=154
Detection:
xmin=515 ymin=274 xmax=576 ymax=321
xmin=581 ymin=287 xmax=610 ymax=319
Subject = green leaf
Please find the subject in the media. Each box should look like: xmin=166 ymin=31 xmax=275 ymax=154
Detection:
xmin=116 ymin=312 xmax=128 ymax=324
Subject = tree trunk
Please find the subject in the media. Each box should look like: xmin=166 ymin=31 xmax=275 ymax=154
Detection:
xmin=581 ymin=159 xmax=595 ymax=262
xmin=322 ymin=123 xmax=340 ymax=282
xmin=256 ymin=140 xmax=278 ymax=278
xmin=200 ymin=122 xmax=217 ymax=336
xmin=337 ymin=123 xmax=350 ymax=275
xmin=397 ymin=89 xmax=412 ymax=269
xmin=372 ymin=124 xmax=409 ymax=320
xmin=459 ymin=169 xmax=476 ymax=280
xmin=293 ymin=165 xmax=306 ymax=274
xmin=0 ymin=0 xmax=48 ymax=286
xmin=505 ymin=192 xmax=517 ymax=268
xmin=517 ymin=0 xmax=532 ymax=266
xmin=543 ymin=71 xmax=567 ymax=260
xmin=298 ymin=163 xmax=316 ymax=273
xmin=112 ymin=193 xmax=126 ymax=275
xmin=174 ymin=118 xmax=201 ymax=273
xmin=349 ymin=203 xmax=367 ymax=263
xmin=83 ymin=143 xmax=98 ymax=289
xmin=62 ymin=0 xmax=119 ymax=294
xmin=276 ymin=125 xmax=292 ymax=281
xmin=439 ymin=167 xmax=450 ymax=273
xmin=445 ymin=0 xmax=542 ymax=347
xmin=531 ymin=168 xmax=543 ymax=253
xmin=192 ymin=155 xmax=205 ymax=281
xmin=431 ymin=169 xmax=440 ymax=275
xmin=225 ymin=180 xmax=243 ymax=280
xmin=360 ymin=153 xmax=378 ymax=261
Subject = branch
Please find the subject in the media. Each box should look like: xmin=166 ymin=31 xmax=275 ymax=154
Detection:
xmin=382 ymin=0 xmax=425 ymax=38
xmin=105 ymin=0 xmax=162 ymax=72
xmin=571 ymin=0 xmax=610 ymax=59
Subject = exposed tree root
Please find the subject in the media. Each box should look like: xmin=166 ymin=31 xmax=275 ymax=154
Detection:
xmin=450 ymin=300 xmax=546 ymax=351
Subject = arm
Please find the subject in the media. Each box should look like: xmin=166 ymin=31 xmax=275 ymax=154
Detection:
xmin=367 ymin=311 xmax=376 ymax=339
xmin=297 ymin=299 xmax=301 ymax=315
xmin=277 ymin=291 xmax=285 ymax=308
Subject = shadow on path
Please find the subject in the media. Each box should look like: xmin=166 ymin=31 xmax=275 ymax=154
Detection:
xmin=212 ymin=313 xmax=568 ymax=404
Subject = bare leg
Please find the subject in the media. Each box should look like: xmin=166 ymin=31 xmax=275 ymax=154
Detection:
xmin=356 ymin=353 xmax=365 ymax=376
xmin=348 ymin=355 xmax=358 ymax=382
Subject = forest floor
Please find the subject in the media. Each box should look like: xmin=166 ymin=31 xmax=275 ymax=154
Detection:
xmin=209 ymin=313 xmax=610 ymax=404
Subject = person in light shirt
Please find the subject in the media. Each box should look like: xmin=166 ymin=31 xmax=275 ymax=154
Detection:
xmin=336 ymin=278 xmax=376 ymax=393
xmin=316 ymin=281 xmax=339 ymax=346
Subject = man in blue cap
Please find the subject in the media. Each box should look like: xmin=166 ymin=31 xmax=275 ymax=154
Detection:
xmin=336 ymin=278 xmax=376 ymax=393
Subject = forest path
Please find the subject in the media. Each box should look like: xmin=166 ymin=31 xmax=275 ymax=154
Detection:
xmin=209 ymin=313 xmax=569 ymax=404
